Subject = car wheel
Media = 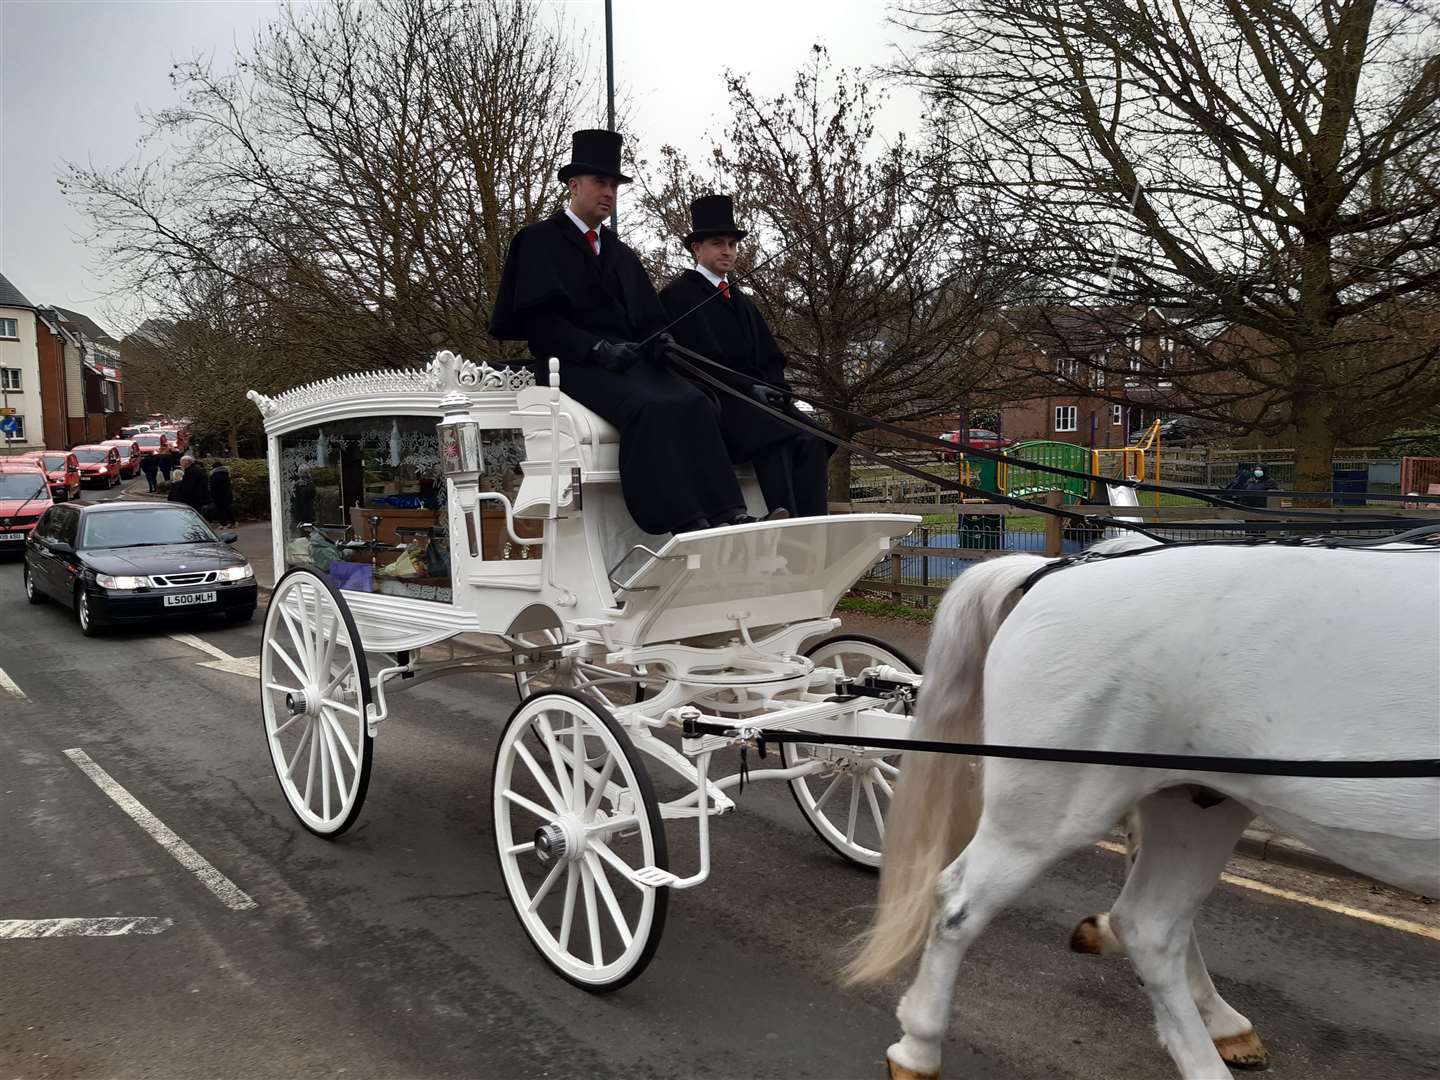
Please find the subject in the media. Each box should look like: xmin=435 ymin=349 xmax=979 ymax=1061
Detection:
xmin=76 ymin=587 xmax=104 ymax=637
xmin=24 ymin=563 xmax=44 ymax=605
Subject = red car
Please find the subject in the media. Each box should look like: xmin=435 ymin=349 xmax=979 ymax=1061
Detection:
xmin=0 ymin=459 xmax=54 ymax=550
xmin=100 ymin=439 xmax=142 ymax=478
xmin=17 ymin=451 xmax=82 ymax=501
xmin=72 ymin=444 xmax=123 ymax=488
xmin=133 ymin=432 xmax=172 ymax=458
xmin=937 ymin=429 xmax=1014 ymax=459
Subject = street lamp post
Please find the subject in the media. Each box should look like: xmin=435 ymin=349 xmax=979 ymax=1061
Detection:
xmin=605 ymin=0 xmax=618 ymax=236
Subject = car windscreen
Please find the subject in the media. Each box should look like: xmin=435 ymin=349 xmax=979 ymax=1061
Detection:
xmin=136 ymin=436 xmax=162 ymax=447
xmin=79 ymin=508 xmax=219 ymax=550
xmin=41 ymin=455 xmax=69 ymax=470
xmin=74 ymin=449 xmax=110 ymax=463
xmin=0 ymin=472 xmax=49 ymax=499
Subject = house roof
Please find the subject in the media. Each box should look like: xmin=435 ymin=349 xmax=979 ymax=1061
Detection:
xmin=0 ymin=272 xmax=36 ymax=311
xmin=52 ymin=306 xmax=120 ymax=346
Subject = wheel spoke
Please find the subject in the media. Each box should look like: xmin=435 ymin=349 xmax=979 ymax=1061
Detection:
xmin=591 ymin=838 xmax=645 ymax=892
xmin=270 ymin=711 xmax=303 ymax=738
xmin=570 ymin=714 xmax=585 ymax=812
xmin=513 ymin=741 xmax=568 ymax=814
xmin=321 ymin=698 xmax=361 ymax=719
xmin=812 ymin=771 xmax=844 ymax=813
xmin=285 ymin=718 xmax=314 ymax=777
xmin=268 ymin=636 xmax=307 ymax=685
xmin=559 ymin=864 xmax=579 ymax=952
xmin=583 ymin=753 xmax=618 ymax=818
xmin=873 ymin=769 xmax=896 ymax=797
xmin=863 ymin=774 xmax=885 ymax=843
xmin=586 ymin=814 xmax=637 ymax=835
xmin=303 ymin=722 xmax=319 ymax=808
xmin=278 ymin=605 xmax=311 ymax=677
xmin=585 ymin=851 xmax=633 ymax=948
xmin=876 ymin=760 xmax=901 ymax=779
xmin=535 ymin=713 xmax=573 ymax=805
xmin=845 ymin=776 xmax=861 ymax=845
xmin=322 ymin=711 xmax=360 ymax=772
xmin=318 ymin=610 xmax=340 ymax=683
xmin=581 ymin=860 xmax=603 ymax=966
xmin=527 ymin=857 xmax=566 ymax=913
xmin=506 ymin=840 xmax=536 ymax=856
xmin=320 ymin=719 xmax=333 ymax=820
xmin=502 ymin=788 xmax=559 ymax=823
xmin=301 ymin=586 xmax=321 ymax=669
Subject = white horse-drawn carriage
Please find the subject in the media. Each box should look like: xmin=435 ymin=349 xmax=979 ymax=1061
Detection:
xmin=248 ymin=350 xmax=922 ymax=989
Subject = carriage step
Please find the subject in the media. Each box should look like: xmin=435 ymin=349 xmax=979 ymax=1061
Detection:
xmin=633 ymin=866 xmax=679 ymax=888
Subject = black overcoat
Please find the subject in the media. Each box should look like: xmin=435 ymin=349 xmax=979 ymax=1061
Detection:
xmin=488 ymin=213 xmax=743 ymax=534
xmin=659 ymin=269 xmax=804 ymax=461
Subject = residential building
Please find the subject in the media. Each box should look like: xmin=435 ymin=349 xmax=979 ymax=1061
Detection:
xmin=43 ymin=306 xmax=127 ymax=443
xmin=0 ymin=272 xmax=46 ymax=453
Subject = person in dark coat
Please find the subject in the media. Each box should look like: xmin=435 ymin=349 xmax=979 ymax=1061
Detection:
xmin=208 ymin=461 xmax=235 ymax=526
xmin=167 ymin=455 xmax=209 ymax=513
xmin=140 ymin=451 xmax=160 ymax=493
xmin=489 ymin=129 xmax=748 ymax=535
xmin=660 ymin=195 xmax=829 ymax=518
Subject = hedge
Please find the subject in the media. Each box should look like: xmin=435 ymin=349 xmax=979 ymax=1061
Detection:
xmin=156 ymin=458 xmax=271 ymax=521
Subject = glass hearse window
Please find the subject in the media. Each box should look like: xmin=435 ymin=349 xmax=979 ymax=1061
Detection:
xmin=278 ymin=416 xmax=456 ymax=603
xmin=476 ymin=428 xmax=541 ymax=560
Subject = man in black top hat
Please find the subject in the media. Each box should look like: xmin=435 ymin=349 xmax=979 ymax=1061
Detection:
xmin=489 ymin=130 xmax=749 ymax=535
xmin=660 ymin=195 xmax=829 ymax=518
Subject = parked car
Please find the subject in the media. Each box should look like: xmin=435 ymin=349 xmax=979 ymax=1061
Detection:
xmin=119 ymin=424 xmax=152 ymax=438
xmin=72 ymin=444 xmax=123 ymax=488
xmin=0 ymin=459 xmax=55 ymax=553
xmin=937 ymin=428 xmax=1015 ymax=459
xmin=100 ymin=438 xmax=142 ymax=478
xmin=23 ymin=501 xmax=256 ymax=636
xmin=132 ymin=432 xmax=172 ymax=458
xmin=17 ymin=450 xmax=82 ymax=501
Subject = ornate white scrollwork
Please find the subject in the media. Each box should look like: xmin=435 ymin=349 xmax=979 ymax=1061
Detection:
xmin=249 ymin=350 xmax=535 ymax=425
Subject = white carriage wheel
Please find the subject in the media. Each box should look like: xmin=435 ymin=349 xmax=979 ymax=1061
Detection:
xmin=512 ymin=628 xmax=645 ymax=707
xmin=782 ymin=634 xmax=921 ymax=869
xmin=493 ymin=690 xmax=669 ymax=991
xmin=260 ymin=568 xmax=374 ymax=838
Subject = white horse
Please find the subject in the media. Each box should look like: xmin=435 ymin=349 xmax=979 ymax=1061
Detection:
xmin=847 ymin=542 xmax=1440 ymax=1079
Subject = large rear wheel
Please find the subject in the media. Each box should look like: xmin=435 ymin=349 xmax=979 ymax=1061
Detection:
xmin=260 ymin=568 xmax=373 ymax=837
xmin=782 ymin=635 xmax=921 ymax=869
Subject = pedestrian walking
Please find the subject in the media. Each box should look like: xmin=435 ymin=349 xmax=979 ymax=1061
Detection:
xmin=167 ymin=455 xmax=209 ymax=513
xmin=208 ymin=460 xmax=235 ymax=527
xmin=140 ymin=452 xmax=160 ymax=493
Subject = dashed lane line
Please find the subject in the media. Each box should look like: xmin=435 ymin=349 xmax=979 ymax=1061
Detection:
xmin=63 ymin=748 xmax=257 ymax=912
xmin=1095 ymin=840 xmax=1439 ymax=942
xmin=1 ymin=917 xmax=173 ymax=939
xmin=0 ymin=664 xmax=29 ymax=701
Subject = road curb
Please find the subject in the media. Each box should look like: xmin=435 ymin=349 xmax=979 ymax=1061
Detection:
xmin=1234 ymin=827 xmax=1359 ymax=880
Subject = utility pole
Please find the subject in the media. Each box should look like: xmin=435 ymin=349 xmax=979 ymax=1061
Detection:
xmin=605 ymin=0 xmax=618 ymax=235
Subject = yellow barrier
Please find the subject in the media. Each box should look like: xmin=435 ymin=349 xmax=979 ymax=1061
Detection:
xmin=1092 ymin=421 xmax=1163 ymax=507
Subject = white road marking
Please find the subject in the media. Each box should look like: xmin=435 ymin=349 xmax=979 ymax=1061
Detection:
xmin=1095 ymin=840 xmax=1440 ymax=941
xmin=0 ymin=665 xmax=29 ymax=701
xmin=0 ymin=917 xmax=173 ymax=939
xmin=63 ymin=748 xmax=257 ymax=912
xmin=170 ymin=633 xmax=260 ymax=679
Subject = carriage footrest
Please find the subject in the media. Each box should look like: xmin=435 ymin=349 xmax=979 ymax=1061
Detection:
xmin=633 ymin=866 xmax=679 ymax=888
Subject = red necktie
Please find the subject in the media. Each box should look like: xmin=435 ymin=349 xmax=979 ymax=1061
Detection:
xmin=585 ymin=229 xmax=599 ymax=255
xmin=718 ymin=280 xmax=730 ymax=300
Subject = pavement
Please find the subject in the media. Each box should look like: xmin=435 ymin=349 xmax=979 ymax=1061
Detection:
xmin=1 ymin=547 xmax=1436 ymax=1079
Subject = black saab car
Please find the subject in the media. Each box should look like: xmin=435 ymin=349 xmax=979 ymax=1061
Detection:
xmin=23 ymin=501 xmax=257 ymax=636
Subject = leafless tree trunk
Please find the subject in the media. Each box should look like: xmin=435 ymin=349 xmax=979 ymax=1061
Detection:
xmin=896 ymin=0 xmax=1440 ymax=493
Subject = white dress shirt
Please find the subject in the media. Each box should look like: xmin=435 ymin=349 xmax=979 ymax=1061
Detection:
xmin=566 ymin=207 xmax=601 ymax=253
xmin=694 ymin=263 xmax=728 ymax=288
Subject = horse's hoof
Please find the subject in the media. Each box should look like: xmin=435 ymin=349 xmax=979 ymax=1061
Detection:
xmin=1214 ymin=1030 xmax=1269 ymax=1070
xmin=887 ymin=1056 xmax=939 ymax=1080
xmin=1069 ymin=915 xmax=1106 ymax=955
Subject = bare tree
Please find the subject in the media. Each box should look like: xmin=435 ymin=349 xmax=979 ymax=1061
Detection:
xmin=66 ymin=0 xmax=591 ymax=376
xmin=636 ymin=47 xmax=1023 ymax=499
xmin=896 ymin=0 xmax=1440 ymax=491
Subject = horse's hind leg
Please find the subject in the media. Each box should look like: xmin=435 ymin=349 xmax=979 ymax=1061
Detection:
xmin=1071 ymin=811 xmax=1267 ymax=1069
xmin=1109 ymin=789 xmax=1252 ymax=1080
xmin=888 ymin=790 xmax=1131 ymax=1079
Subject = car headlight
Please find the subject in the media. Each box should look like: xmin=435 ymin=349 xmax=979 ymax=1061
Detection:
xmin=96 ymin=574 xmax=147 ymax=590
xmin=216 ymin=564 xmax=254 ymax=582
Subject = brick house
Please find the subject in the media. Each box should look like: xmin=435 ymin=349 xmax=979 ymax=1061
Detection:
xmin=0 ymin=272 xmax=47 ymax=452
xmin=41 ymin=306 xmax=127 ymax=443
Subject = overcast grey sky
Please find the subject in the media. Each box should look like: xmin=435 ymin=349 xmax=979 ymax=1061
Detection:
xmin=0 ymin=1 xmax=921 ymax=336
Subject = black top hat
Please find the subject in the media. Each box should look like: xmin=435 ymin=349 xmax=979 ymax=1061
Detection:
xmin=558 ymin=129 xmax=632 ymax=184
xmin=684 ymin=194 xmax=748 ymax=248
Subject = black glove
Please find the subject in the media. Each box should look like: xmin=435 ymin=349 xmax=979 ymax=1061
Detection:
xmin=751 ymin=383 xmax=789 ymax=409
xmin=591 ymin=340 xmax=642 ymax=373
xmin=648 ymin=332 xmax=678 ymax=365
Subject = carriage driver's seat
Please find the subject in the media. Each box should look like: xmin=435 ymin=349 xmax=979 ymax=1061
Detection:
xmin=513 ymin=388 xmax=621 ymax=520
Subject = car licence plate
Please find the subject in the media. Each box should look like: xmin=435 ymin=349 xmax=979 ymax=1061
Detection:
xmin=164 ymin=590 xmax=217 ymax=607
xmin=0 ymin=532 xmax=23 ymax=541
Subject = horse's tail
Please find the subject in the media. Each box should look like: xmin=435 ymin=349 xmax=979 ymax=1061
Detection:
xmin=845 ymin=554 xmax=1044 ymax=985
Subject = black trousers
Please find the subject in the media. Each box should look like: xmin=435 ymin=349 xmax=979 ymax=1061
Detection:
xmin=554 ymin=358 xmax=745 ymax=534
xmin=750 ymin=433 xmax=829 ymax=517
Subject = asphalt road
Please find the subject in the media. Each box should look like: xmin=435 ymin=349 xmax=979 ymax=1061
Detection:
xmin=1 ymin=543 xmax=1437 ymax=1079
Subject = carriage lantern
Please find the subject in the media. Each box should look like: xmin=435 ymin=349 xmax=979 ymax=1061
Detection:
xmin=436 ymin=392 xmax=482 ymax=480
